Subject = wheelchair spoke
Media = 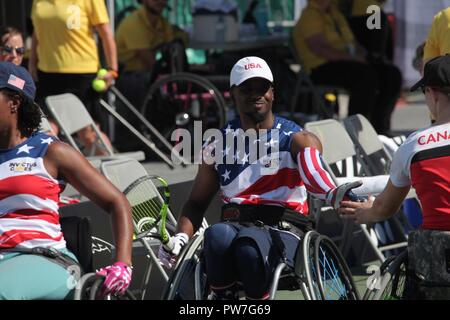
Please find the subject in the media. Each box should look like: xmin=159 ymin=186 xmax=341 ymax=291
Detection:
xmin=319 ymin=247 xmax=347 ymax=299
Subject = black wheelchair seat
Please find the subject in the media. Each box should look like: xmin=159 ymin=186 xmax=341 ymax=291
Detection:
xmin=60 ymin=216 xmax=93 ymax=274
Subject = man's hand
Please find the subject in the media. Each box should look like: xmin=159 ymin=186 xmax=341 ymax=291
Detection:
xmin=158 ymin=232 xmax=188 ymax=269
xmin=338 ymin=196 xmax=376 ymax=224
xmin=327 ymin=180 xmax=364 ymax=209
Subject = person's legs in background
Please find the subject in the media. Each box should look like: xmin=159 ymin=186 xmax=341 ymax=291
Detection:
xmin=310 ymin=60 xmax=379 ymax=120
xmin=113 ymin=71 xmax=153 ymax=153
xmin=370 ymin=62 xmax=402 ymax=135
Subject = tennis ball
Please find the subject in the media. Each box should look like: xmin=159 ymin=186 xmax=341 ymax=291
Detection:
xmin=324 ymin=93 xmax=337 ymax=102
xmin=97 ymin=68 xmax=108 ymax=78
xmin=92 ymin=79 xmax=106 ymax=92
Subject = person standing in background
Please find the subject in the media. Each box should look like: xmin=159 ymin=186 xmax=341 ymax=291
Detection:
xmin=29 ymin=0 xmax=116 ymax=155
xmin=344 ymin=0 xmax=394 ymax=62
xmin=114 ymin=0 xmax=188 ymax=152
xmin=423 ymin=7 xmax=450 ymax=65
xmin=116 ymin=0 xmax=188 ymax=73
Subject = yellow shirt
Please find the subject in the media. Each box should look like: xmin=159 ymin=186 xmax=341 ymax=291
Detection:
xmin=351 ymin=0 xmax=384 ymax=17
xmin=32 ymin=0 xmax=109 ymax=73
xmin=293 ymin=1 xmax=354 ymax=73
xmin=424 ymin=7 xmax=450 ymax=62
xmin=116 ymin=5 xmax=179 ymax=72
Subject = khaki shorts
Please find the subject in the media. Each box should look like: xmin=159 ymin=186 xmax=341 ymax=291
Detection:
xmin=406 ymin=230 xmax=450 ymax=299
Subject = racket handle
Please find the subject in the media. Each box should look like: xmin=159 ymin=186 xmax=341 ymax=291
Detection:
xmin=163 ymin=235 xmax=175 ymax=251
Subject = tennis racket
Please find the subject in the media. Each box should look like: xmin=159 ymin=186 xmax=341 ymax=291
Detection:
xmin=123 ymin=175 xmax=175 ymax=250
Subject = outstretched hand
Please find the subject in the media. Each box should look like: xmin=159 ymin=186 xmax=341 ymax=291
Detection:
xmin=338 ymin=196 xmax=375 ymax=224
xmin=328 ymin=180 xmax=365 ymax=209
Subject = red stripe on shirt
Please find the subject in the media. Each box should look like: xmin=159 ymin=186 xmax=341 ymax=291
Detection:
xmin=298 ymin=148 xmax=334 ymax=195
xmin=308 ymin=148 xmax=335 ymax=190
xmin=0 ymin=229 xmax=63 ymax=249
xmin=236 ymin=167 xmax=303 ymax=198
xmin=411 ymin=156 xmax=450 ymax=230
xmin=2 ymin=209 xmax=60 ymax=225
xmin=0 ymin=175 xmax=60 ymax=203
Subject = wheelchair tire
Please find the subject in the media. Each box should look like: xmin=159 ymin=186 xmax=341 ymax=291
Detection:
xmin=363 ymin=249 xmax=407 ymax=300
xmin=74 ymin=273 xmax=137 ymax=300
xmin=140 ymin=72 xmax=227 ymax=161
xmin=302 ymin=230 xmax=321 ymax=299
xmin=313 ymin=235 xmax=360 ymax=300
xmin=162 ymin=232 xmax=206 ymax=300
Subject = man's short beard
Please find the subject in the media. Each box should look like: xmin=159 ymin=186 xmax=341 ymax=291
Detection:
xmin=244 ymin=110 xmax=267 ymax=123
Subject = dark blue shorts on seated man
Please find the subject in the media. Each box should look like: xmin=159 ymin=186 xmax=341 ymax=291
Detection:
xmin=202 ymin=204 xmax=314 ymax=300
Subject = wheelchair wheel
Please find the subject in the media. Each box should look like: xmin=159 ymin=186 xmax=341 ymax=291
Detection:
xmin=140 ymin=72 xmax=227 ymax=161
xmin=74 ymin=273 xmax=137 ymax=300
xmin=363 ymin=249 xmax=407 ymax=300
xmin=163 ymin=232 xmax=207 ymax=300
xmin=303 ymin=231 xmax=359 ymax=300
xmin=302 ymin=230 xmax=321 ymax=299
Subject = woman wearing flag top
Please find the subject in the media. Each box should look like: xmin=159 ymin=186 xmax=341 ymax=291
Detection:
xmin=0 ymin=62 xmax=133 ymax=299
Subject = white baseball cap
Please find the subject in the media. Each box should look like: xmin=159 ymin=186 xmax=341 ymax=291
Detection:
xmin=229 ymin=56 xmax=273 ymax=88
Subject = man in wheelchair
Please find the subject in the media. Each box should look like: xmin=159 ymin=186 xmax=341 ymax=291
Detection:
xmin=159 ymin=56 xmax=361 ymax=300
xmin=339 ymin=55 xmax=450 ymax=299
xmin=0 ymin=62 xmax=134 ymax=299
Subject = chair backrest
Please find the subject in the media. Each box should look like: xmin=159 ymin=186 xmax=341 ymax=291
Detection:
xmin=101 ymin=158 xmax=179 ymax=228
xmin=45 ymin=93 xmax=114 ymax=155
xmin=343 ymin=114 xmax=392 ymax=175
xmin=304 ymin=119 xmax=356 ymax=166
xmin=39 ymin=115 xmax=54 ymax=134
xmin=60 ymin=216 xmax=93 ymax=273
xmin=100 ymin=158 xmax=148 ymax=192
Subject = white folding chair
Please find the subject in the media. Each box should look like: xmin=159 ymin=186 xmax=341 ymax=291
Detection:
xmin=305 ymin=119 xmax=408 ymax=263
xmin=45 ymin=93 xmax=145 ymax=162
xmin=100 ymin=158 xmax=208 ymax=299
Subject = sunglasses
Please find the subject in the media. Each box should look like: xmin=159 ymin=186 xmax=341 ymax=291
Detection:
xmin=421 ymin=86 xmax=426 ymax=94
xmin=1 ymin=45 xmax=25 ymax=56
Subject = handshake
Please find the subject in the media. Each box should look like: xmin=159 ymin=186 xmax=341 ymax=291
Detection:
xmin=327 ymin=180 xmax=367 ymax=209
xmin=158 ymin=232 xmax=189 ymax=269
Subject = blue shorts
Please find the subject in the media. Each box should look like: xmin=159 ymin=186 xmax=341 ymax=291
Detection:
xmin=203 ymin=221 xmax=303 ymax=298
xmin=0 ymin=248 xmax=78 ymax=300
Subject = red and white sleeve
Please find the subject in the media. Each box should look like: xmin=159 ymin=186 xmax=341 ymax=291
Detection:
xmin=297 ymin=147 xmax=336 ymax=202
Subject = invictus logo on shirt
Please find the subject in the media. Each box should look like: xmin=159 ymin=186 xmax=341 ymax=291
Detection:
xmin=9 ymin=162 xmax=37 ymax=172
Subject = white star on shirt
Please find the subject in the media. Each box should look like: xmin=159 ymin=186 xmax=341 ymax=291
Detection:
xmin=265 ymin=139 xmax=278 ymax=147
xmin=224 ymin=145 xmax=231 ymax=156
xmin=41 ymin=137 xmax=53 ymax=145
xmin=17 ymin=144 xmax=34 ymax=154
xmin=225 ymin=124 xmax=233 ymax=135
xmin=233 ymin=150 xmax=241 ymax=162
xmin=241 ymin=153 xmax=249 ymax=165
xmin=283 ymin=131 xmax=294 ymax=136
xmin=222 ymin=169 xmax=231 ymax=182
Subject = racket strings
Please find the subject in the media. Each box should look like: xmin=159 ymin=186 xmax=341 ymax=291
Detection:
xmin=127 ymin=180 xmax=165 ymax=234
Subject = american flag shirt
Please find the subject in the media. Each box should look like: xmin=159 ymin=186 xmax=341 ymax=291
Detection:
xmin=207 ymin=116 xmax=337 ymax=215
xmin=0 ymin=133 xmax=66 ymax=250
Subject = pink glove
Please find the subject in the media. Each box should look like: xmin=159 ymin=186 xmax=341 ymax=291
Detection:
xmin=96 ymin=261 xmax=132 ymax=297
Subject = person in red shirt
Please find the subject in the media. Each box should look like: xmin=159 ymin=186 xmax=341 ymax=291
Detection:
xmin=339 ymin=55 xmax=450 ymax=230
